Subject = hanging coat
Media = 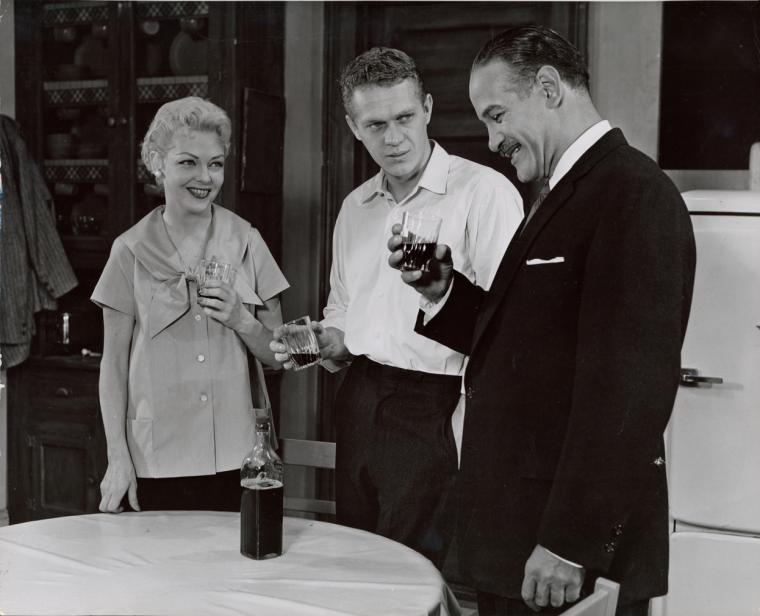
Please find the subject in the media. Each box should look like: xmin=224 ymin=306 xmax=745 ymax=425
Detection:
xmin=0 ymin=115 xmax=77 ymax=368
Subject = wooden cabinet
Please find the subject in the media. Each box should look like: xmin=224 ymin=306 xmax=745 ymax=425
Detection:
xmin=8 ymin=358 xmax=105 ymax=522
xmin=9 ymin=0 xmax=285 ymax=523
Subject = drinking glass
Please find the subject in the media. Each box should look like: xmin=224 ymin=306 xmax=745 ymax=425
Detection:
xmin=197 ymin=259 xmax=233 ymax=298
xmin=282 ymin=316 xmax=321 ymax=371
xmin=399 ymin=211 xmax=442 ymax=271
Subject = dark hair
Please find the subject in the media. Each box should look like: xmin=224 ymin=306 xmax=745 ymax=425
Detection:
xmin=339 ymin=47 xmax=426 ymax=116
xmin=473 ymin=25 xmax=589 ymax=93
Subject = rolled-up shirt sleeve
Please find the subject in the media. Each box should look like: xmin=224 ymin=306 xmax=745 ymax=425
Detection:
xmin=91 ymin=237 xmax=136 ymax=316
xmin=320 ymin=207 xmax=349 ymax=333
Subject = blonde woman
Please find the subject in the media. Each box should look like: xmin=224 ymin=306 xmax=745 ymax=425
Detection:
xmin=93 ymin=97 xmax=288 ymax=512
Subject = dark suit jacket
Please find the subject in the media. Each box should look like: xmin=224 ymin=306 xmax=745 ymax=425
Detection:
xmin=418 ymin=129 xmax=696 ymax=604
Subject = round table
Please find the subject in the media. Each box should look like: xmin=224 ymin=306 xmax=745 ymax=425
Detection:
xmin=0 ymin=512 xmax=460 ymax=616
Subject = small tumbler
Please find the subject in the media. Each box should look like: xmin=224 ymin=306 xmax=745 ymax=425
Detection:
xmin=196 ymin=259 xmax=233 ymax=299
xmin=282 ymin=316 xmax=321 ymax=371
xmin=399 ymin=211 xmax=442 ymax=271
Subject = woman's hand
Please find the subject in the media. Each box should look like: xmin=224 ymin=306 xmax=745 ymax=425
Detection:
xmin=198 ymin=279 xmax=247 ymax=330
xmin=99 ymin=447 xmax=140 ymax=513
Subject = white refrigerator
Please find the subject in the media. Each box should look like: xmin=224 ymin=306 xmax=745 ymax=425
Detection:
xmin=652 ymin=190 xmax=760 ymax=616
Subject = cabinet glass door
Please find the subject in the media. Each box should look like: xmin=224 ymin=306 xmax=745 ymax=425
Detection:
xmin=40 ymin=1 xmax=116 ymax=259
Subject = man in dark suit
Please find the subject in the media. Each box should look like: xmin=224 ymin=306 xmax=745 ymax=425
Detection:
xmin=388 ymin=25 xmax=696 ymax=616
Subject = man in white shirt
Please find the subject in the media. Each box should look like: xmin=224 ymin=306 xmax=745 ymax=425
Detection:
xmin=388 ymin=25 xmax=695 ymax=616
xmin=272 ymin=47 xmax=522 ymax=567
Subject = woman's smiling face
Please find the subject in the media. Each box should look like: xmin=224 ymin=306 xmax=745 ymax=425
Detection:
xmin=159 ymin=128 xmax=226 ymax=215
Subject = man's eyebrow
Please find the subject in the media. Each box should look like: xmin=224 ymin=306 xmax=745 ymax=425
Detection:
xmin=362 ymin=106 xmax=417 ymax=125
xmin=480 ymin=104 xmax=502 ymax=119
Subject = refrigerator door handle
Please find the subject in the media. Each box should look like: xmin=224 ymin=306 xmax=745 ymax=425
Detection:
xmin=679 ymin=367 xmax=724 ymax=387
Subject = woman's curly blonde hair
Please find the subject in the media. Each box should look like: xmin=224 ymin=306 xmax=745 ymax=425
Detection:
xmin=141 ymin=96 xmax=231 ymax=184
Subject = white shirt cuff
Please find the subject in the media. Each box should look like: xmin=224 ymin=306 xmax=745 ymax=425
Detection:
xmin=546 ymin=548 xmax=583 ymax=569
xmin=419 ymin=280 xmax=454 ymax=325
xmin=319 ymin=357 xmax=351 ymax=373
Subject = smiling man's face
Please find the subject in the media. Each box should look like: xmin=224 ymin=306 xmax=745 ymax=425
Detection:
xmin=346 ymin=78 xmax=432 ymax=195
xmin=469 ymin=58 xmax=551 ymax=183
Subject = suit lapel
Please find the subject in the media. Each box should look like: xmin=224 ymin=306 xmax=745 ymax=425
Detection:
xmin=470 ymin=128 xmax=627 ymax=354
xmin=470 ymin=180 xmax=574 ymax=352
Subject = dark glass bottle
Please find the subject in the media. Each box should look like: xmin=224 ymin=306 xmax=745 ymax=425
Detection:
xmin=240 ymin=409 xmax=283 ymax=559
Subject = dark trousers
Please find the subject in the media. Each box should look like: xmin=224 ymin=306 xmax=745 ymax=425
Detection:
xmin=477 ymin=591 xmax=650 ymax=616
xmin=123 ymin=470 xmax=242 ymax=512
xmin=334 ymin=356 xmax=460 ymax=568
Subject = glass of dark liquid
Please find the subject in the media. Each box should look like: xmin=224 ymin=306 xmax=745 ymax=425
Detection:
xmin=282 ymin=316 xmax=321 ymax=371
xmin=196 ymin=259 xmax=233 ymax=299
xmin=400 ymin=211 xmax=442 ymax=271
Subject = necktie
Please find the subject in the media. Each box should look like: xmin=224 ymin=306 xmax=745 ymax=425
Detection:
xmin=522 ymin=178 xmax=550 ymax=231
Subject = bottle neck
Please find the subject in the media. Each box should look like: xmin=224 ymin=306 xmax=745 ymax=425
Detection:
xmin=253 ymin=423 xmax=271 ymax=447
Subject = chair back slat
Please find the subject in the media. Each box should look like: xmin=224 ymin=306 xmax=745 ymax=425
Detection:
xmin=279 ymin=438 xmax=336 ymax=517
xmin=284 ymin=496 xmax=336 ymax=516
xmin=280 ymin=438 xmax=336 ymax=469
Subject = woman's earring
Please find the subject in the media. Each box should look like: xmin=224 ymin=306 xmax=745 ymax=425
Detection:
xmin=153 ymin=169 xmax=164 ymax=179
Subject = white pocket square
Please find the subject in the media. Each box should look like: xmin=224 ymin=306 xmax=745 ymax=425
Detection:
xmin=526 ymin=256 xmax=565 ymax=265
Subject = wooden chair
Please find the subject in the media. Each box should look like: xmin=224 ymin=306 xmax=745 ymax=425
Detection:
xmin=561 ymin=578 xmax=620 ymax=616
xmin=279 ymin=438 xmax=336 ymax=517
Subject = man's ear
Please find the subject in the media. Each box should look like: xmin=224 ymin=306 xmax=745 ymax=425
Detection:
xmin=345 ymin=114 xmax=362 ymax=141
xmin=535 ymin=65 xmax=563 ymax=109
xmin=423 ymin=93 xmax=433 ymax=125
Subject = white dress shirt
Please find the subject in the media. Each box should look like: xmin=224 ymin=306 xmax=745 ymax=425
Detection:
xmin=321 ymin=141 xmax=523 ymax=374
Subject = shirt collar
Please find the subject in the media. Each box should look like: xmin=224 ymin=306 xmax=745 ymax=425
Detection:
xmin=125 ymin=205 xmax=260 ymax=338
xmin=126 ymin=204 xmax=250 ymax=279
xmin=548 ymin=120 xmax=612 ymax=190
xmin=360 ymin=140 xmax=450 ymax=205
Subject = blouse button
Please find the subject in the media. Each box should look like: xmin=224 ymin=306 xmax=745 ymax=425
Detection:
xmin=195 ymin=314 xmax=202 ymax=321
xmin=200 ymin=394 xmax=208 ymax=402
xmin=197 ymin=354 xmax=205 ymax=362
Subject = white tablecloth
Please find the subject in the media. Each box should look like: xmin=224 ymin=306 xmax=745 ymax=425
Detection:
xmin=0 ymin=512 xmax=460 ymax=616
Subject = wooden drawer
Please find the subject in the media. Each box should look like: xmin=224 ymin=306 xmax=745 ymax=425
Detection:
xmin=26 ymin=368 xmax=99 ymax=415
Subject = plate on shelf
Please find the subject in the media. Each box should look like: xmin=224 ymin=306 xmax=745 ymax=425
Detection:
xmin=74 ymin=35 xmax=109 ymax=78
xmin=169 ymin=31 xmax=208 ymax=76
